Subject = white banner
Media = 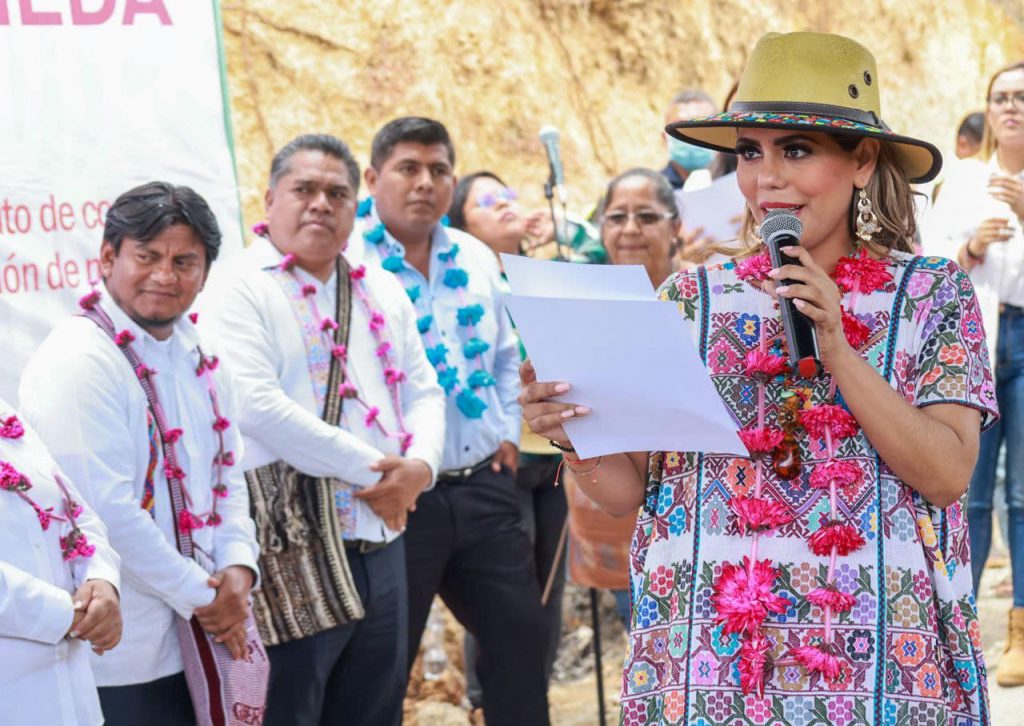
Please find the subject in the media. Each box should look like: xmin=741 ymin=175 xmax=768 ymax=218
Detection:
xmin=0 ymin=0 xmax=242 ymax=402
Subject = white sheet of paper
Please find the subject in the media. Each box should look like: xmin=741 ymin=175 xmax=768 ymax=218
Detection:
xmin=680 ymin=171 xmax=746 ymax=242
xmin=505 ymin=295 xmax=745 ymax=459
xmin=500 ymin=253 xmax=655 ymax=300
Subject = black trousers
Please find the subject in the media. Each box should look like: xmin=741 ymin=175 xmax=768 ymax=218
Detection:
xmin=465 ymin=456 xmax=567 ymax=707
xmin=264 ymin=538 xmax=408 ymax=726
xmin=99 ymin=672 xmax=195 ymax=726
xmin=518 ymin=456 xmax=569 ymax=678
xmin=406 ymin=464 xmax=550 ymax=726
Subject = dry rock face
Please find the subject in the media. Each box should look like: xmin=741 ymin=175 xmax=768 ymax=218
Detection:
xmin=222 ymin=0 xmax=1024 ymax=228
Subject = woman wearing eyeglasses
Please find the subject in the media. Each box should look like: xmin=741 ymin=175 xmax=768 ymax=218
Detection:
xmin=600 ymin=168 xmax=681 ymax=284
xmin=930 ymin=60 xmax=1024 ymax=688
xmin=449 ymin=171 xmax=606 ymax=264
xmin=558 ymin=168 xmax=682 ymax=631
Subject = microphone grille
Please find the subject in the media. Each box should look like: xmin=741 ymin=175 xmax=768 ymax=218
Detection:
xmin=758 ymin=209 xmax=802 ymax=242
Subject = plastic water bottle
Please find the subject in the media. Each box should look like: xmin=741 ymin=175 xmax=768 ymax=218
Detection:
xmin=421 ymin=603 xmax=448 ymax=681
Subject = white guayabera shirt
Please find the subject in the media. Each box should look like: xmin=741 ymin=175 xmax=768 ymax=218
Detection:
xmin=0 ymin=398 xmax=120 ymax=726
xmin=19 ymin=300 xmax=259 ymax=687
xmin=200 ymin=236 xmax=446 ymax=543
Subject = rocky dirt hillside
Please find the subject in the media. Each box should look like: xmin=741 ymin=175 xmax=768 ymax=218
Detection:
xmin=221 ymin=0 xmax=1024 ymax=225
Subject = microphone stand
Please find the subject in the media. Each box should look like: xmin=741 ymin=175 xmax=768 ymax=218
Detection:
xmin=545 ymin=170 xmax=570 ymax=262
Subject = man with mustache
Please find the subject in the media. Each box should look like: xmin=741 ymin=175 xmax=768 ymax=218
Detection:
xmin=203 ymin=134 xmax=445 ymax=725
xmin=351 ymin=117 xmax=549 ymax=726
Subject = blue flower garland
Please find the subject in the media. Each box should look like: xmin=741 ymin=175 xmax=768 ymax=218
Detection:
xmin=358 ymin=198 xmax=496 ymax=419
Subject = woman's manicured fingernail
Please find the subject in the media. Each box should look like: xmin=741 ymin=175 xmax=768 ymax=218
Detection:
xmin=575 ymin=406 xmax=591 ymax=415
xmin=767 ymin=268 xmax=780 ymax=278
xmin=775 ymin=285 xmax=790 ymax=295
xmin=554 ymin=383 xmax=570 ymax=393
xmin=561 ymin=410 xmax=575 ymax=419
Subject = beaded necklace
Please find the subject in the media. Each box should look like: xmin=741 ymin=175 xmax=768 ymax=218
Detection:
xmin=0 ymin=414 xmax=95 ymax=561
xmin=717 ymin=246 xmax=892 ymax=694
xmin=356 ymin=198 xmax=494 ymax=419
xmin=261 ymin=239 xmax=414 ymax=453
xmin=79 ymin=291 xmax=233 ymax=533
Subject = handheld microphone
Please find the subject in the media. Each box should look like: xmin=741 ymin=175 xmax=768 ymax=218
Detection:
xmin=759 ymin=210 xmax=821 ymax=379
xmin=539 ymin=126 xmax=566 ymax=203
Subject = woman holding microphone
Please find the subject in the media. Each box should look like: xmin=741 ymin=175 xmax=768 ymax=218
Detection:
xmin=521 ymin=32 xmax=996 ymax=724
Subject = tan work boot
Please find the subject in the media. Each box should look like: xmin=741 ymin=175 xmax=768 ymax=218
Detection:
xmin=996 ymin=607 xmax=1024 ymax=687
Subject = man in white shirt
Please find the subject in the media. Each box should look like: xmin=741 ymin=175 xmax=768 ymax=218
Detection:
xmin=20 ymin=182 xmax=259 ymax=726
xmin=202 ymin=134 xmax=445 ymax=725
xmin=351 ymin=117 xmax=549 ymax=726
xmin=0 ymin=399 xmax=122 ymax=726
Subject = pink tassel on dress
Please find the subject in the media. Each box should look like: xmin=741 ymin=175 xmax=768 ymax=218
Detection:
xmin=840 ymin=307 xmax=871 ymax=348
xmin=712 ymin=558 xmax=789 ymax=635
xmin=728 ymin=495 xmax=793 ymax=534
xmin=735 ymin=253 xmax=772 ymax=282
xmin=743 ymin=349 xmax=789 ymax=380
xmin=791 ymin=644 xmax=845 ymax=682
xmin=808 ymin=521 xmax=866 ymax=557
xmin=806 ymin=585 xmax=857 ymax=613
xmin=738 ymin=427 xmax=785 ymax=457
xmin=808 ymin=460 xmax=862 ymax=490
xmin=799 ymin=405 xmax=858 ymax=440
xmin=833 ymin=248 xmax=892 ymax=294
xmin=736 ymin=633 xmax=773 ymax=696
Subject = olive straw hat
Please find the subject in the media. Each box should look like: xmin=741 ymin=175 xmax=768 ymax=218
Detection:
xmin=666 ymin=32 xmax=942 ymax=183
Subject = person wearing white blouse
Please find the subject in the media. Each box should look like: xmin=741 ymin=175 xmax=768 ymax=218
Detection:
xmin=927 ymin=60 xmax=1024 ymax=688
xmin=0 ymin=399 xmax=121 ymax=725
xmin=19 ymin=182 xmax=260 ymax=724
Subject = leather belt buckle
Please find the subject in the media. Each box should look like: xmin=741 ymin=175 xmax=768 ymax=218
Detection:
xmin=345 ymin=539 xmax=387 ymax=554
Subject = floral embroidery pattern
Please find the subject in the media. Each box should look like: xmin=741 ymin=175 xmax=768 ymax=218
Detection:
xmin=621 ymin=251 xmax=996 ymax=725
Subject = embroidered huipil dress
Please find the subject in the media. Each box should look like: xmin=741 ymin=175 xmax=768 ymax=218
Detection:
xmin=621 ymin=252 xmax=998 ymax=726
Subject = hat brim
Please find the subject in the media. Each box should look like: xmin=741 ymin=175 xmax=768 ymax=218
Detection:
xmin=666 ymin=112 xmax=942 ymax=184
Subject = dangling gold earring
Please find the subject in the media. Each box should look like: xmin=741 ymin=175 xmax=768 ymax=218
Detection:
xmin=855 ymin=188 xmax=880 ymax=246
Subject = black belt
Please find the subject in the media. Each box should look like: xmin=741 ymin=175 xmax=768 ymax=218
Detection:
xmin=437 ymin=454 xmax=495 ymax=484
xmin=344 ymin=539 xmax=388 ymax=554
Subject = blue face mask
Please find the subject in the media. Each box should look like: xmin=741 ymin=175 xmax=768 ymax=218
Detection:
xmin=668 ymin=137 xmax=715 ymax=171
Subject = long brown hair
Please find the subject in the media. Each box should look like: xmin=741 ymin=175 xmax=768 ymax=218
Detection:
xmin=979 ymin=61 xmax=1024 ymax=161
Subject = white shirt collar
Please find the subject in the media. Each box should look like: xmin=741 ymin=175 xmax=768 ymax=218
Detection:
xmin=98 ymin=288 xmax=200 ymax=362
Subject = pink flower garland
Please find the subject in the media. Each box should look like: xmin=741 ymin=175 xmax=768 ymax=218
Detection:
xmin=712 ymin=322 xmax=790 ymax=693
xmin=0 ymin=415 xmax=25 ymax=439
xmin=79 ymin=293 xmax=234 ymax=530
xmin=278 ymin=253 xmax=414 ymax=455
xmin=717 ymin=247 xmax=891 ymax=692
xmin=713 ymin=558 xmax=790 ymax=635
xmin=735 ymin=252 xmax=773 ymax=282
xmin=0 ymin=432 xmax=95 ymax=561
xmin=737 ymin=427 xmax=785 ymax=457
